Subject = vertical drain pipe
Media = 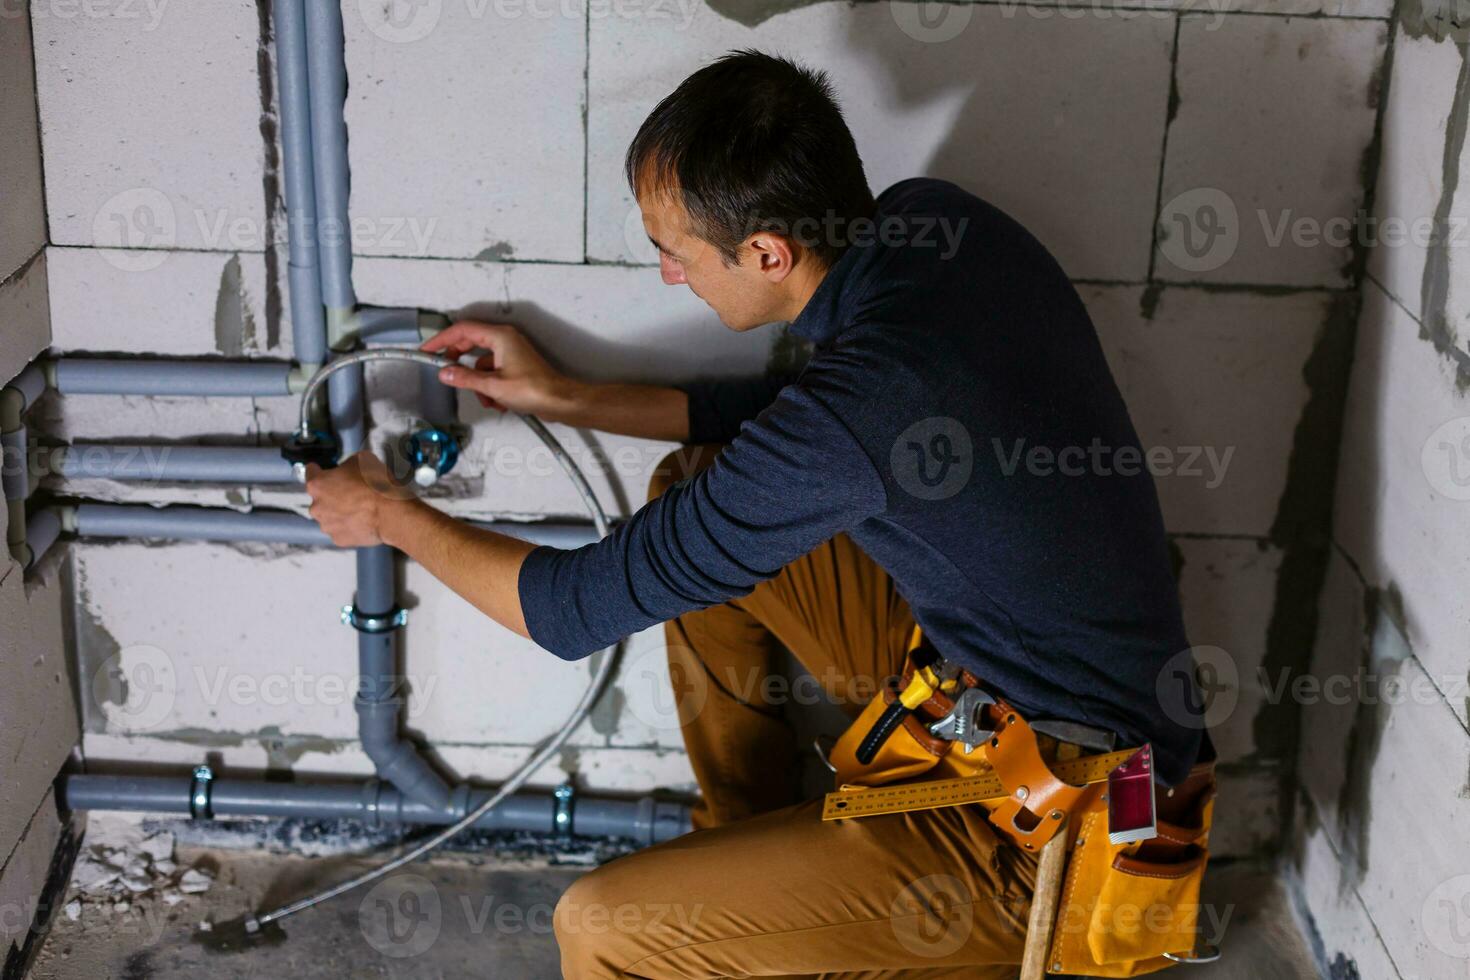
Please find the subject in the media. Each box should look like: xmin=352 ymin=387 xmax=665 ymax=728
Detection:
xmin=298 ymin=0 xmax=450 ymax=809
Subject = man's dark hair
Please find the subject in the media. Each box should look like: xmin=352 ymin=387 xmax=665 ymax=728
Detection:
xmin=625 ymin=50 xmax=874 ymax=269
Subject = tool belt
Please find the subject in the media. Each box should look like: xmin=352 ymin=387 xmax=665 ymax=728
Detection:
xmin=824 ymin=636 xmax=1217 ymax=976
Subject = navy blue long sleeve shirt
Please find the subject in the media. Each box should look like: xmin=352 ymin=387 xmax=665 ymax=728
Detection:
xmin=519 ymin=178 xmax=1203 ymax=784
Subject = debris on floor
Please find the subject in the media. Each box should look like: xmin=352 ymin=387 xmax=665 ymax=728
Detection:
xmin=64 ymin=824 xmax=215 ymax=921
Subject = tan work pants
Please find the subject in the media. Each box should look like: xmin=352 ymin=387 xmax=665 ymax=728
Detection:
xmin=553 ymin=447 xmax=1038 ymax=979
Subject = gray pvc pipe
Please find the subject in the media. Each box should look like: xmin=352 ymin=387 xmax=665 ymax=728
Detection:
xmin=2 ymin=424 xmax=27 ymax=501
xmin=75 ymin=503 xmax=332 ymax=545
xmin=328 ymin=364 xmax=365 ymax=453
xmin=57 ymin=774 xmax=691 ymax=846
xmin=24 ymin=507 xmax=62 ymax=570
xmin=69 ymin=503 xmax=602 ymax=549
xmin=303 ymin=0 xmax=354 ymax=313
xmin=54 ymin=445 xmax=297 ymax=484
xmin=53 ymin=359 xmax=293 ymax=398
xmin=5 ymin=362 xmax=46 ymax=411
xmin=274 ymin=0 xmax=326 ymax=368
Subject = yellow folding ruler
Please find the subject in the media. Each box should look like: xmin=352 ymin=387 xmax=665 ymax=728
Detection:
xmin=821 ymin=747 xmax=1139 ymax=821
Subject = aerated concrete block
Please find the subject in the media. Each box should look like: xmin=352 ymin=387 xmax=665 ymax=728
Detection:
xmin=32 ymin=0 xmax=270 ymax=254
xmin=1174 ymin=537 xmax=1284 ymax=766
xmin=0 ymin=567 xmax=77 ymax=857
xmin=1333 ymin=282 xmax=1470 ymax=729
xmin=0 ymin=251 xmax=50 ymax=386
xmin=1082 ymin=284 xmax=1326 ymax=537
xmin=342 ymin=0 xmax=587 ymax=262
xmin=1157 ymin=15 xmax=1387 ymax=287
xmin=0 ymin=788 xmax=64 ymax=953
xmin=1366 ymin=31 xmax=1467 ymax=321
xmin=46 ymin=247 xmax=274 ymax=357
xmin=1289 ymin=816 xmax=1402 ymax=980
xmin=588 ymin=0 xmax=1174 ymax=281
xmin=0 ymin=2 xmax=46 ymax=281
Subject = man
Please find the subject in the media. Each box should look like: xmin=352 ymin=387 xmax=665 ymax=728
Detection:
xmin=307 ymin=50 xmax=1203 ymax=978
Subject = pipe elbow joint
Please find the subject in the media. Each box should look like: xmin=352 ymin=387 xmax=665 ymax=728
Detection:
xmin=355 ymin=695 xmax=452 ymax=809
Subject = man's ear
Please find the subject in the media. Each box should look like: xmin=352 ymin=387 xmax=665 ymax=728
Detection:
xmin=744 ymin=233 xmax=796 ymax=283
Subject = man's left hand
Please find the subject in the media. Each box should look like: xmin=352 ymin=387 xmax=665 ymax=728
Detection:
xmin=305 ymin=451 xmax=410 ymax=548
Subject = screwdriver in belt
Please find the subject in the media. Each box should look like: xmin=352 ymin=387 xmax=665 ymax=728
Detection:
xmin=855 ymin=646 xmax=957 ymax=765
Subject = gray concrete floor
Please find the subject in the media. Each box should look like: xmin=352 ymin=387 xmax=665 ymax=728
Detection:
xmin=31 ymin=848 xmax=1320 ymax=979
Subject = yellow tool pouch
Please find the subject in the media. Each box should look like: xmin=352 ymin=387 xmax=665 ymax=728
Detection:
xmin=1047 ymin=760 xmax=1216 ymax=976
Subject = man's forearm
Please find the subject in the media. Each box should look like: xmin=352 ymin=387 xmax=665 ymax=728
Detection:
xmin=551 ymin=381 xmax=689 ymax=442
xmin=379 ymin=497 xmax=537 ymax=639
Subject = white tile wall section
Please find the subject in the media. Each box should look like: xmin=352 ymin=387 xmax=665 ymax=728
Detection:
xmin=1174 ymin=537 xmax=1283 ymax=766
xmin=1158 ymin=14 xmax=1387 ymax=288
xmin=46 ymin=247 xmax=276 ymax=356
xmin=587 ymin=1 xmax=1175 ymax=281
xmin=0 ymin=4 xmax=46 ymax=280
xmin=342 ymin=0 xmax=587 ymax=262
xmin=1331 ymin=281 xmax=1470 ymax=729
xmin=32 ymin=0 xmax=269 ymax=253
xmin=1082 ymin=284 xmax=1325 ymax=537
xmin=1366 ymin=32 xmax=1465 ymax=319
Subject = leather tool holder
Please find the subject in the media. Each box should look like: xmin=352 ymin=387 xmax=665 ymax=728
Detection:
xmin=1046 ymin=758 xmax=1217 ymax=976
xmin=981 ymin=704 xmax=1101 ymax=852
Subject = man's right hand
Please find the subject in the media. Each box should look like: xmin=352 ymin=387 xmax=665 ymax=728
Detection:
xmin=421 ymin=320 xmax=582 ymax=421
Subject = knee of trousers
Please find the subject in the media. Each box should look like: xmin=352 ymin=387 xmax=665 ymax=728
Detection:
xmin=553 ymin=864 xmax=654 ymax=979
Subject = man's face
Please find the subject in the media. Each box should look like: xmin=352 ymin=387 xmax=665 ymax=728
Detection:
xmin=636 ymin=184 xmax=783 ymax=331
